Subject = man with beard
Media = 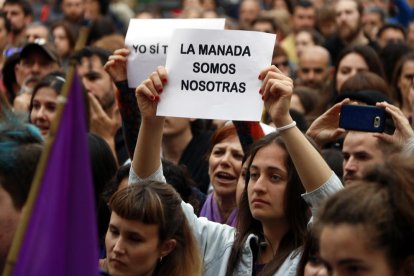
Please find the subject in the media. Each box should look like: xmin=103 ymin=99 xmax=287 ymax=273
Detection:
xmin=324 ymin=0 xmax=377 ymax=64
xmin=297 ymin=46 xmax=331 ymax=90
xmin=1 ymin=0 xmax=33 ymax=46
xmin=238 ymin=0 xmax=261 ymax=30
xmin=281 ymin=0 xmax=316 ymax=64
xmin=0 ymin=12 xmax=11 ymax=69
xmin=296 ymin=46 xmax=333 ymax=118
xmin=308 ymin=117 xmax=402 ymax=186
xmin=60 ymin=0 xmax=87 ymax=37
xmin=13 ymin=40 xmax=61 ymax=111
xmin=342 ymin=131 xmax=400 ymax=185
xmin=73 ymin=47 xmax=128 ymax=164
xmin=376 ymin=23 xmax=406 ymax=49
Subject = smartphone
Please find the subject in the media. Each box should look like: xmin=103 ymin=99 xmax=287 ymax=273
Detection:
xmin=339 ymin=105 xmax=386 ymax=132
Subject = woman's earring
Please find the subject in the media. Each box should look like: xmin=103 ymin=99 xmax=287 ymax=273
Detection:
xmin=159 ymin=256 xmax=163 ymax=262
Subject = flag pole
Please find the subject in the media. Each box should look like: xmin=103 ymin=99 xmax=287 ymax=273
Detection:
xmin=3 ymin=26 xmax=90 ymax=276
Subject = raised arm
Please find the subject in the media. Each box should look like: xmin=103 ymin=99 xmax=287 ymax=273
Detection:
xmin=259 ymin=65 xmax=335 ymax=192
xmin=104 ymin=48 xmax=141 ymax=159
xmin=132 ymin=66 xmax=167 ymax=178
xmin=130 ymin=68 xmax=239 ymax=269
xmin=305 ymin=98 xmax=350 ymax=148
xmin=374 ymin=101 xmax=414 ymax=146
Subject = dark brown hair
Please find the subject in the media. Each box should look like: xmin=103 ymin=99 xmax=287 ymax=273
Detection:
xmin=293 ymin=86 xmax=318 ymax=115
xmin=28 ymin=71 xmax=66 ymax=120
xmin=335 ymin=0 xmax=364 ymax=16
xmin=334 ymin=45 xmax=385 ymax=94
xmin=50 ymin=20 xmax=76 ymax=52
xmin=226 ymin=132 xmax=309 ymax=275
xmin=392 ymin=52 xmax=414 ymax=107
xmin=339 ymin=71 xmax=393 ymax=101
xmin=316 ymin=154 xmax=414 ymax=271
xmin=0 ymin=114 xmax=43 ymax=209
xmin=296 ymin=228 xmax=321 ymax=276
xmin=109 ymin=181 xmax=202 ymax=276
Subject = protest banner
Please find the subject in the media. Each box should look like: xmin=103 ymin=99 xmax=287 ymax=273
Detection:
xmin=156 ymin=28 xmax=276 ymax=121
xmin=125 ymin=19 xmax=225 ymax=88
xmin=4 ymin=28 xmax=98 ymax=275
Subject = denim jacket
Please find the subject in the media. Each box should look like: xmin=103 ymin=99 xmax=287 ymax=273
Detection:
xmin=129 ymin=166 xmax=343 ymax=276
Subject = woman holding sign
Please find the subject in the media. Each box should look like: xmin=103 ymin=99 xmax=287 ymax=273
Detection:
xmin=130 ymin=65 xmax=342 ymax=275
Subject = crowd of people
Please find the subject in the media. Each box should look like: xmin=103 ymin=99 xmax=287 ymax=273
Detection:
xmin=1 ymin=0 xmax=414 ymax=275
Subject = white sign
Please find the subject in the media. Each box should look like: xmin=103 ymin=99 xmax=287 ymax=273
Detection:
xmin=124 ymin=19 xmax=225 ymax=88
xmin=157 ymin=29 xmax=276 ymax=121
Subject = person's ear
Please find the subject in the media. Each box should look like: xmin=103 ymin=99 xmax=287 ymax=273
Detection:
xmin=159 ymin=239 xmax=177 ymax=258
xmin=399 ymin=255 xmax=414 ymax=275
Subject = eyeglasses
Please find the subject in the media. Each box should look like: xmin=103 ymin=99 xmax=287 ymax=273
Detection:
xmin=3 ymin=47 xmax=22 ymax=58
xmin=273 ymin=60 xmax=289 ymax=68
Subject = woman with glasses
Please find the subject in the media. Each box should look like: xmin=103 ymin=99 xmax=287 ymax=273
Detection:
xmin=271 ymin=45 xmax=292 ymax=77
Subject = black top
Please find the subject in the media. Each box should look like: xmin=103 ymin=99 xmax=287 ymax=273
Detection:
xmin=180 ymin=131 xmax=212 ymax=194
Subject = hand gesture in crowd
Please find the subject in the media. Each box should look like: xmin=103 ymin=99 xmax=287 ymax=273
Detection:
xmin=259 ymin=65 xmax=335 ymax=191
xmin=306 ymin=99 xmax=350 ymax=148
xmin=104 ymin=48 xmax=130 ymax=82
xmin=133 ymin=66 xmax=168 ymax=178
xmin=374 ymin=101 xmax=414 ymax=146
xmin=135 ymin=66 xmax=167 ymax=120
xmin=259 ymin=65 xmax=294 ymax=127
xmin=88 ymin=92 xmax=121 ymax=160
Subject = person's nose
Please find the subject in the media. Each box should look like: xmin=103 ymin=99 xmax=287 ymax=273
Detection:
xmin=316 ymin=266 xmax=328 ymax=276
xmin=34 ymin=106 xmax=47 ymax=121
xmin=338 ymin=12 xmax=348 ymax=23
xmin=113 ymin=237 xmax=126 ymax=255
xmin=349 ymin=69 xmax=358 ymax=79
xmin=219 ymin=151 xmax=232 ymax=167
xmin=252 ymin=174 xmax=267 ymax=193
xmin=82 ymin=79 xmax=93 ymax=93
xmin=308 ymin=70 xmax=315 ymax=80
xmin=344 ymin=156 xmax=357 ymax=174
xmin=30 ymin=62 xmax=41 ymax=75
xmin=38 ymin=106 xmax=47 ymax=118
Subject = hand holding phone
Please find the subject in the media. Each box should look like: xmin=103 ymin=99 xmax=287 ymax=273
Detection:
xmin=339 ymin=104 xmax=386 ymax=132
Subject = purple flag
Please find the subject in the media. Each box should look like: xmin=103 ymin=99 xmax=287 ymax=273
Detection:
xmin=12 ymin=75 xmax=99 ymax=275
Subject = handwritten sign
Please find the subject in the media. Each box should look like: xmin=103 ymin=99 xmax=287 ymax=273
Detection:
xmin=124 ymin=19 xmax=225 ymax=88
xmin=156 ymin=29 xmax=276 ymax=121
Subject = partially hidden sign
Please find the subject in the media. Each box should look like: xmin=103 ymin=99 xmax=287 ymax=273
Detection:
xmin=124 ymin=19 xmax=225 ymax=88
xmin=157 ymin=28 xmax=276 ymax=121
